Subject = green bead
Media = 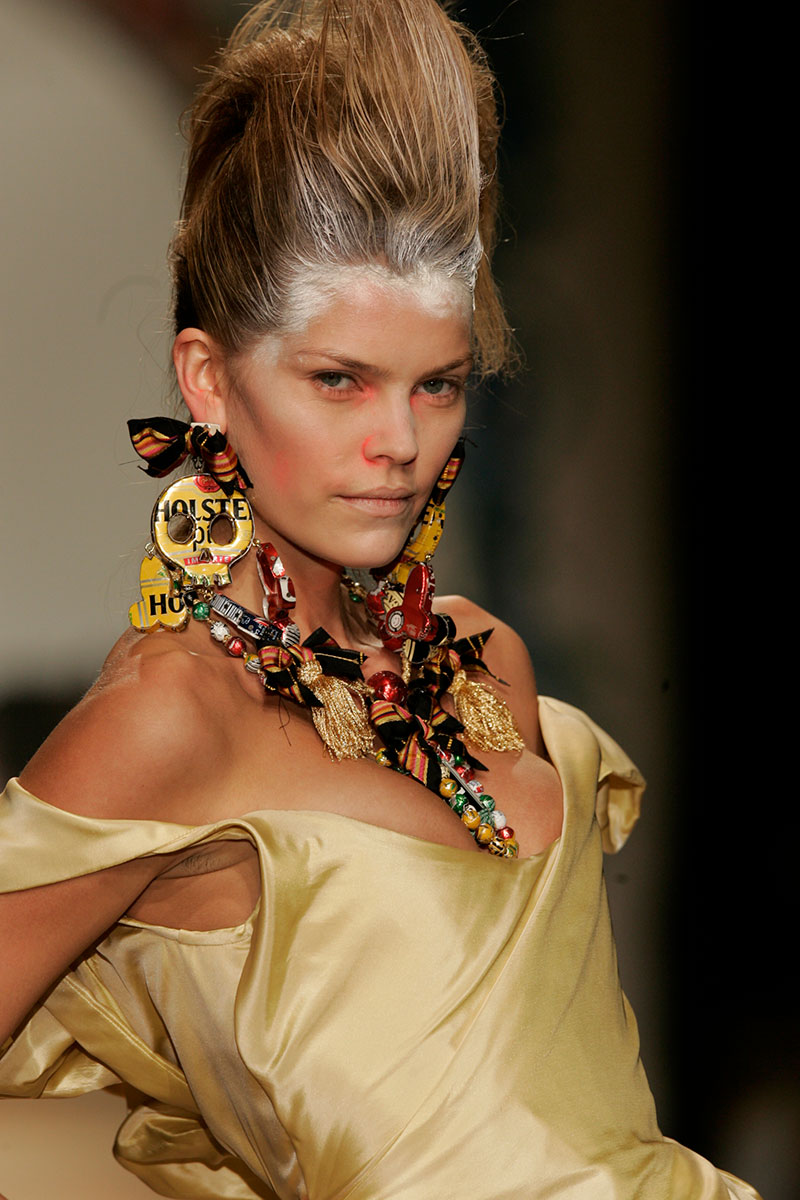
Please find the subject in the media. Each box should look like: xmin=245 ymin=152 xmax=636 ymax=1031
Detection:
xmin=193 ymin=601 xmax=210 ymax=621
xmin=348 ymin=590 xmax=363 ymax=603
xmin=452 ymin=753 xmax=465 ymax=767
xmin=450 ymin=791 xmax=467 ymax=815
xmin=477 ymin=794 xmax=495 ymax=812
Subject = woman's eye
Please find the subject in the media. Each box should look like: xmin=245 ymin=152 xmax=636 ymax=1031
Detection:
xmin=315 ymin=371 xmax=355 ymax=391
xmin=418 ymin=378 xmax=459 ymax=398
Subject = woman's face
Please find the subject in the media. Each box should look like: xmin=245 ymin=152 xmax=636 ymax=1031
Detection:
xmin=222 ymin=272 xmax=471 ymax=571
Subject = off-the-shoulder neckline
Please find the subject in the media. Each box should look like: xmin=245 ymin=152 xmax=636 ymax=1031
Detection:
xmin=4 ymin=696 xmax=611 ymax=867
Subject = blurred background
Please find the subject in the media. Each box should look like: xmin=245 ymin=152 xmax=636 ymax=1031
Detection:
xmin=0 ymin=2 xmax=793 ymax=1198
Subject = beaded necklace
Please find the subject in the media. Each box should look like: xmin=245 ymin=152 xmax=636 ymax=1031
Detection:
xmin=176 ymin=551 xmax=522 ymax=858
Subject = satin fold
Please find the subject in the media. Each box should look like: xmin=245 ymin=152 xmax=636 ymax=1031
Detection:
xmin=1 ymin=698 xmax=760 ymax=1200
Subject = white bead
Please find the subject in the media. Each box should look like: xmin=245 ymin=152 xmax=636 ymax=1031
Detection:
xmin=210 ymin=621 xmax=229 ymax=642
xmin=492 ymin=810 xmax=507 ymax=829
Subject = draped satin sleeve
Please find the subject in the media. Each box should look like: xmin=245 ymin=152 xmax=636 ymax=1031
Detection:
xmin=538 ymin=696 xmax=644 ymax=852
xmin=0 ymin=787 xmax=278 ymax=1198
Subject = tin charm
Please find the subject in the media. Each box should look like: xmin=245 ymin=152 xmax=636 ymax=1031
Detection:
xmin=151 ymin=475 xmax=254 ymax=587
xmin=129 ymin=475 xmax=255 ymax=632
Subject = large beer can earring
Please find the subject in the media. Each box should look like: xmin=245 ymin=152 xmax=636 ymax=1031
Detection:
xmin=129 ymin=475 xmax=254 ymax=632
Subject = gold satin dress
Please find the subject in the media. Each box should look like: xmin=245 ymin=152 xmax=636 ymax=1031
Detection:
xmin=0 ymin=698 xmax=761 ymax=1199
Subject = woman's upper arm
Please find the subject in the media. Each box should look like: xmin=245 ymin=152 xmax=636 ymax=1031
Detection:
xmin=2 ymin=643 xmax=214 ymax=1044
xmin=0 ymin=857 xmax=169 ymax=1047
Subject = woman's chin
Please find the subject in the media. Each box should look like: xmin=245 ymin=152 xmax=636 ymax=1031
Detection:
xmin=337 ymin=546 xmax=405 ymax=573
xmin=330 ymin=531 xmax=410 ymax=573
xmin=252 ymin=514 xmax=413 ymax=576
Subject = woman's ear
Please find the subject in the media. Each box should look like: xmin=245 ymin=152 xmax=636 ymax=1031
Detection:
xmin=172 ymin=328 xmax=230 ymax=432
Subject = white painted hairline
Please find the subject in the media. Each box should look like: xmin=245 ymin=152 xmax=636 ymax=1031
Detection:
xmin=247 ymin=263 xmax=474 ymax=366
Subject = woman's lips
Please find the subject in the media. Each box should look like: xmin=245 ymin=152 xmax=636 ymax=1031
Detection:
xmin=338 ymin=491 xmax=414 ymax=515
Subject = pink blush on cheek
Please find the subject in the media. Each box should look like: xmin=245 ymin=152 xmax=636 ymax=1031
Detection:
xmin=269 ymin=451 xmax=294 ymax=492
xmin=358 ymin=386 xmax=386 ymax=462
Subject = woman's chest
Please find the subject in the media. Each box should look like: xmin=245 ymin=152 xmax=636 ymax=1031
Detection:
xmin=130 ymin=678 xmax=563 ymax=931
xmin=214 ymin=687 xmax=563 ymax=855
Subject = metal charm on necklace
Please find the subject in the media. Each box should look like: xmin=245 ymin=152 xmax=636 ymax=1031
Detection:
xmin=208 ymin=594 xmax=281 ymax=646
xmin=256 ymin=542 xmax=301 ymax=647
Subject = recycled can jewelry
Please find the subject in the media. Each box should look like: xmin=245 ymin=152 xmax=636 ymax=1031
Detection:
xmin=128 ymin=475 xmax=255 ymax=632
xmin=127 ymin=429 xmax=522 ymax=858
xmin=208 ymin=593 xmax=283 ymax=647
xmin=435 ymin=747 xmax=519 ymax=857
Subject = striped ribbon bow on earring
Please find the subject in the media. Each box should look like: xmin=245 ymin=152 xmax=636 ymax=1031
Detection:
xmin=128 ymin=416 xmax=252 ymax=495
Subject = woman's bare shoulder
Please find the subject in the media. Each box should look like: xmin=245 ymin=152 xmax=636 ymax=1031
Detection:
xmin=3 ymin=630 xmax=235 ymax=1044
xmin=19 ymin=628 xmax=228 ymax=821
xmin=435 ymin=594 xmax=542 ymax=753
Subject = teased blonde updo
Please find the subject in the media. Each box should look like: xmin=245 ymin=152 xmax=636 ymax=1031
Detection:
xmin=172 ymin=0 xmax=512 ymax=376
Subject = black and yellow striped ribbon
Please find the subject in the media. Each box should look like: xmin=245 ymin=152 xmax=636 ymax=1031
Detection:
xmin=128 ymin=417 xmax=252 ymax=495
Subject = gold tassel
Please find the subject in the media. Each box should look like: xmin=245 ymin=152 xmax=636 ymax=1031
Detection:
xmin=297 ymin=660 xmax=374 ymax=760
xmin=449 ymin=669 xmax=525 ymax=753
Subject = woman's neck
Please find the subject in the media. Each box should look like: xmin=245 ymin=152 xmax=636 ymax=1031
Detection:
xmin=224 ymin=532 xmax=377 ymax=653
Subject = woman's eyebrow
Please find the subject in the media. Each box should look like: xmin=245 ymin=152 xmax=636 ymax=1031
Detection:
xmin=421 ymin=355 xmax=474 ymax=375
xmin=293 ymin=351 xmax=390 ymax=378
xmin=293 ymin=351 xmax=474 ymax=378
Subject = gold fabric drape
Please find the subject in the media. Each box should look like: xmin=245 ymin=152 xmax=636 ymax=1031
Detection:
xmin=1 ymin=699 xmax=760 ymax=1199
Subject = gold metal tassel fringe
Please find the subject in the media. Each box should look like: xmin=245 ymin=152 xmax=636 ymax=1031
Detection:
xmin=448 ymin=669 xmax=525 ymax=753
xmin=297 ymin=661 xmax=374 ymax=760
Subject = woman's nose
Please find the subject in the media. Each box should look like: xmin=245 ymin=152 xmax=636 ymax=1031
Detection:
xmin=361 ymin=393 xmax=418 ymax=466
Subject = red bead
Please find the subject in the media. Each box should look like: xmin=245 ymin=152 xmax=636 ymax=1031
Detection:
xmin=499 ymin=826 xmax=515 ymax=840
xmin=456 ymin=765 xmax=475 ymax=782
xmin=367 ymin=670 xmax=407 ymax=704
xmin=226 ymin=637 xmax=245 ymax=657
